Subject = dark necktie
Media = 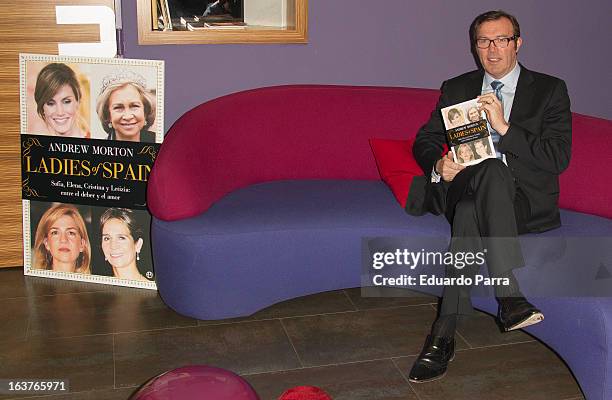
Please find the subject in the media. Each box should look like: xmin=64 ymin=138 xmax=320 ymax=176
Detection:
xmin=490 ymin=80 xmax=504 ymax=158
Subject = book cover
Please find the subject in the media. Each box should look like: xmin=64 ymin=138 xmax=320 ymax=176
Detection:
xmin=441 ymin=98 xmax=496 ymax=166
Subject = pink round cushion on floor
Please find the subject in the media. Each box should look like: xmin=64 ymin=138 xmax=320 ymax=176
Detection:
xmin=130 ymin=365 xmax=260 ymax=400
xmin=278 ymin=386 xmax=332 ymax=400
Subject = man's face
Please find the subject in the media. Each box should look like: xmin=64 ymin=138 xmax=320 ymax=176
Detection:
xmin=476 ymin=17 xmax=522 ymax=79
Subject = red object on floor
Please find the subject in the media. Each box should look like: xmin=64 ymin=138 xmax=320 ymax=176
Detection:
xmin=278 ymin=386 xmax=332 ymax=400
xmin=130 ymin=365 xmax=260 ymax=400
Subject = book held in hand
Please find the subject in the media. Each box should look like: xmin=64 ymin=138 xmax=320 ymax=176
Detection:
xmin=441 ymin=98 xmax=496 ymax=166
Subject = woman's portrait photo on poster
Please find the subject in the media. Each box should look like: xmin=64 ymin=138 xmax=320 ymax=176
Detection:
xmin=26 ymin=62 xmax=91 ymax=138
xmin=31 ymin=202 xmax=92 ymax=274
xmin=95 ymin=69 xmax=157 ymax=143
xmin=22 ymin=55 xmax=162 ymax=142
xmin=91 ymin=207 xmax=154 ymax=281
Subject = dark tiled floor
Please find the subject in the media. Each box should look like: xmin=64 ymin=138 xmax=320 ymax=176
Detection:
xmin=27 ymin=290 xmax=197 ymax=339
xmin=0 ymin=335 xmax=114 ymax=398
xmin=114 ymin=320 xmax=301 ymax=387
xmin=345 ymin=287 xmax=438 ymax=310
xmin=0 ymin=268 xmax=584 ymax=400
xmin=394 ymin=343 xmax=582 ymax=400
xmin=281 ymin=305 xmax=460 ymax=366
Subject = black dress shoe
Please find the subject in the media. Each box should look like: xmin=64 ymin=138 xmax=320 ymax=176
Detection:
xmin=408 ymin=335 xmax=455 ymax=383
xmin=497 ymin=296 xmax=544 ymax=332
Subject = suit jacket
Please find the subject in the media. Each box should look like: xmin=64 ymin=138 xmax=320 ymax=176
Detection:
xmin=411 ymin=65 xmax=572 ymax=232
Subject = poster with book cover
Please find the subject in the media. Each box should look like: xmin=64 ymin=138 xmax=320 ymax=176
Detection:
xmin=19 ymin=54 xmax=164 ymax=290
xmin=441 ymin=98 xmax=496 ymax=166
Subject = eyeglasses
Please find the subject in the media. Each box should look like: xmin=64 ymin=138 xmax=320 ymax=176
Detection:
xmin=476 ymin=35 xmax=518 ymax=49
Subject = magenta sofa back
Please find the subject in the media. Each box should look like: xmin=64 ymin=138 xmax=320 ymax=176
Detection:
xmin=148 ymin=85 xmax=439 ymax=220
xmin=558 ymin=114 xmax=611 ymax=219
xmin=147 ymin=85 xmax=612 ymax=221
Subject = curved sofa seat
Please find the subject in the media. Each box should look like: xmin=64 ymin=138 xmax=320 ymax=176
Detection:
xmin=154 ymin=179 xmax=612 ymax=315
xmin=152 ymin=180 xmax=448 ymax=319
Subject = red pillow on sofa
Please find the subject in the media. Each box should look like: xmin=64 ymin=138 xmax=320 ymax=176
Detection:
xmin=369 ymin=138 xmax=422 ymax=208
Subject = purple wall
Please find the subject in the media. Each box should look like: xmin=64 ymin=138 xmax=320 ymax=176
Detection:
xmin=122 ymin=0 xmax=612 ymax=128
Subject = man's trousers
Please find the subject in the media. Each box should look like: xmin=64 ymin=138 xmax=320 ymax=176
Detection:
xmin=436 ymin=158 xmax=531 ymax=318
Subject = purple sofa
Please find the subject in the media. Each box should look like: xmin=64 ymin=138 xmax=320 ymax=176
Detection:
xmin=147 ymin=85 xmax=612 ymax=400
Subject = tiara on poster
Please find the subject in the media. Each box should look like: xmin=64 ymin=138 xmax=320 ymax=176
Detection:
xmin=100 ymin=70 xmax=147 ymax=95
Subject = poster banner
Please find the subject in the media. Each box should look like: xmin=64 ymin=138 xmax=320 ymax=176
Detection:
xmin=19 ymin=54 xmax=164 ymax=290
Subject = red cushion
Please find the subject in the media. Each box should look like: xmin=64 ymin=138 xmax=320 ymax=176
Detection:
xmin=278 ymin=386 xmax=332 ymax=400
xmin=369 ymin=138 xmax=421 ymax=208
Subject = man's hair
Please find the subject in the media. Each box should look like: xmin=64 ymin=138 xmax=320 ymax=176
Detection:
xmin=470 ymin=10 xmax=521 ymax=49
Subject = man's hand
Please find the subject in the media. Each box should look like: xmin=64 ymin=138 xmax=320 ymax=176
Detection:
xmin=478 ymin=93 xmax=509 ymax=135
xmin=435 ymin=153 xmax=465 ymax=182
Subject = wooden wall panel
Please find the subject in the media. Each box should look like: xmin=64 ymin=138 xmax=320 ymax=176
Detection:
xmin=0 ymin=154 xmax=22 ymax=268
xmin=0 ymin=0 xmax=114 ymax=267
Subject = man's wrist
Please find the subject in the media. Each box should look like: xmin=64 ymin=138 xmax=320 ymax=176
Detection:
xmin=498 ymin=122 xmax=510 ymax=135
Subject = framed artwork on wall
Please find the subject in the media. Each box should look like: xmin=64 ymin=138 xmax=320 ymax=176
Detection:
xmin=137 ymin=0 xmax=307 ymax=44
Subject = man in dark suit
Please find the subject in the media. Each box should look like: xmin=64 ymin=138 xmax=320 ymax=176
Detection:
xmin=408 ymin=10 xmax=572 ymax=382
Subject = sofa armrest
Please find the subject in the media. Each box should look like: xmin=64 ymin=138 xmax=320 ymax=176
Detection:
xmin=148 ymin=112 xmax=225 ymax=221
